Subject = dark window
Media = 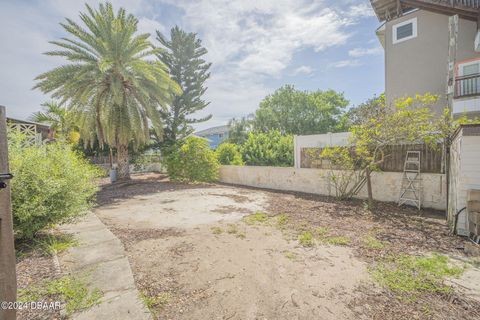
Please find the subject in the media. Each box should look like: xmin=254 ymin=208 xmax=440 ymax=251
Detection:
xmin=396 ymin=23 xmax=413 ymax=40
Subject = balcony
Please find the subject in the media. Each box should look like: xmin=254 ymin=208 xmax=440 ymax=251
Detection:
xmin=371 ymin=0 xmax=480 ymax=22
xmin=453 ymin=73 xmax=480 ymax=116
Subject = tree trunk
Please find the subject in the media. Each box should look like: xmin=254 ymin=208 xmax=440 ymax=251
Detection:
xmin=366 ymin=167 xmax=374 ymax=209
xmin=116 ymin=144 xmax=130 ymax=180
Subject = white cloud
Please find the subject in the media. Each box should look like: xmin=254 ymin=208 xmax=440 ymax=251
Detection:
xmin=329 ymin=59 xmax=361 ymax=68
xmin=348 ymin=46 xmax=383 ymax=57
xmin=292 ymin=65 xmax=314 ymax=76
xmin=346 ymin=3 xmax=375 ymax=18
xmin=0 ymin=0 xmax=376 ymax=130
xmin=158 ymin=0 xmax=373 ymax=129
xmin=137 ymin=17 xmax=166 ymax=36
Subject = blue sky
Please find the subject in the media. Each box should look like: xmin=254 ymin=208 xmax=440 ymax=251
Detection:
xmin=0 ymin=0 xmax=384 ymax=131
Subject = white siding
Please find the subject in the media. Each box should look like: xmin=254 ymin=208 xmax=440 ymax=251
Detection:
xmin=449 ymin=130 xmax=480 ymax=235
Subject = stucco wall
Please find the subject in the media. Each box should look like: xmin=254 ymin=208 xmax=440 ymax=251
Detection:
xmin=220 ymin=166 xmax=446 ymax=210
xmin=448 ymin=129 xmax=480 ymax=235
xmin=384 ymin=10 xmax=479 ymax=112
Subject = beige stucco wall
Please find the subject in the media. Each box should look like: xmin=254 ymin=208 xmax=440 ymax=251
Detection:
xmin=448 ymin=130 xmax=480 ymax=235
xmin=384 ymin=10 xmax=479 ymax=113
xmin=219 ymin=166 xmax=446 ymax=210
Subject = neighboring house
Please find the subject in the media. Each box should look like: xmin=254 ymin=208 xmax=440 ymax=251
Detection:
xmin=194 ymin=125 xmax=229 ymax=149
xmin=7 ymin=117 xmax=52 ymax=144
xmin=371 ymin=0 xmax=480 ymax=118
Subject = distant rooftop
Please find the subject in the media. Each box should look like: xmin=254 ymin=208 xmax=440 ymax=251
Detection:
xmin=7 ymin=117 xmax=50 ymax=130
xmin=194 ymin=125 xmax=229 ymax=137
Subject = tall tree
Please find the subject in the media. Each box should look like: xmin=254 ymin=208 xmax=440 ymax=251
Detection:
xmin=254 ymin=85 xmax=349 ymax=135
xmin=227 ymin=115 xmax=254 ymax=145
xmin=155 ymin=26 xmax=212 ymax=148
xmin=34 ymin=2 xmax=181 ymax=179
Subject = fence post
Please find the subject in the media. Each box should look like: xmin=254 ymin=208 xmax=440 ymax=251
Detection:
xmin=0 ymin=105 xmax=17 ymax=320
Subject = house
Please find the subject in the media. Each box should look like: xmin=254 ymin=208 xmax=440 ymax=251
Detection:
xmin=448 ymin=123 xmax=480 ymax=236
xmin=194 ymin=125 xmax=229 ymax=149
xmin=6 ymin=117 xmax=52 ymax=144
xmin=370 ymin=0 xmax=480 ymax=118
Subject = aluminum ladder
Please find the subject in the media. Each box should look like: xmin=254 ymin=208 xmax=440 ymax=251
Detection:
xmin=398 ymin=151 xmax=422 ymax=209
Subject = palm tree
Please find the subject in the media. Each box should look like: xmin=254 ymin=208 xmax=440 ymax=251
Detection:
xmin=34 ymin=2 xmax=181 ymax=179
xmin=30 ymin=101 xmax=71 ymax=136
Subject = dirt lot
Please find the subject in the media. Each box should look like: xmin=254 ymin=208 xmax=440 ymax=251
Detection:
xmin=96 ymin=173 xmax=480 ymax=320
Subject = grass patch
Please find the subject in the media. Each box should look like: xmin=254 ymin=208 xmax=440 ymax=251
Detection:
xmin=298 ymin=231 xmax=315 ymax=247
xmin=362 ymin=235 xmax=386 ymax=250
xmin=372 ymin=253 xmax=464 ymax=298
xmin=226 ymin=224 xmax=238 ymax=234
xmin=276 ymin=214 xmax=288 ymax=229
xmin=315 ymin=227 xmax=329 ymax=238
xmin=236 ymin=232 xmax=246 ymax=239
xmin=36 ymin=234 xmax=79 ymax=255
xmin=211 ymin=227 xmax=223 ymax=235
xmin=283 ymin=250 xmax=297 ymax=260
xmin=324 ymin=236 xmax=351 ymax=246
xmin=141 ymin=292 xmax=171 ymax=311
xmin=18 ymin=275 xmax=102 ymax=315
xmin=243 ymin=212 xmax=269 ymax=225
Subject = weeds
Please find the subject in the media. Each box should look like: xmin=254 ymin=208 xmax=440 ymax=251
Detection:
xmin=276 ymin=214 xmax=288 ymax=229
xmin=315 ymin=227 xmax=329 ymax=238
xmin=243 ymin=212 xmax=269 ymax=225
xmin=296 ymin=226 xmax=350 ymax=247
xmin=236 ymin=232 xmax=246 ymax=239
xmin=211 ymin=227 xmax=223 ymax=235
xmin=226 ymin=224 xmax=238 ymax=234
xmin=298 ymin=231 xmax=315 ymax=247
xmin=142 ymin=292 xmax=171 ymax=310
xmin=36 ymin=234 xmax=79 ymax=255
xmin=362 ymin=235 xmax=386 ymax=250
xmin=18 ymin=275 xmax=102 ymax=315
xmin=283 ymin=250 xmax=297 ymax=260
xmin=324 ymin=236 xmax=350 ymax=246
xmin=371 ymin=253 xmax=464 ymax=299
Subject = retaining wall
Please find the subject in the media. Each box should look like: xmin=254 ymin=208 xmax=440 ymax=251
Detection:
xmin=219 ymin=166 xmax=446 ymax=210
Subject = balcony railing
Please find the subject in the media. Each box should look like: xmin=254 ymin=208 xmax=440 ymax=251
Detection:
xmin=454 ymin=73 xmax=480 ymax=98
xmin=451 ymin=0 xmax=480 ymax=8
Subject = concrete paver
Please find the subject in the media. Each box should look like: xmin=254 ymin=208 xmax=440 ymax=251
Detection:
xmin=59 ymin=213 xmax=151 ymax=320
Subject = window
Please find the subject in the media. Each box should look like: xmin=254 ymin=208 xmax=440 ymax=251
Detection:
xmin=462 ymin=63 xmax=480 ymax=76
xmin=392 ymin=17 xmax=417 ymax=44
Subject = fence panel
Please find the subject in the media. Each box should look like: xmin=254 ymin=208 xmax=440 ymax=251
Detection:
xmin=300 ymin=143 xmax=443 ymax=173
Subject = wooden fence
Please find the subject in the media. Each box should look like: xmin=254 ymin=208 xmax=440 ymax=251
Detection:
xmin=301 ymin=143 xmax=444 ymax=173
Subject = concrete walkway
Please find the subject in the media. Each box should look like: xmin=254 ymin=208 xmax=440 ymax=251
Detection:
xmin=59 ymin=212 xmax=151 ymax=320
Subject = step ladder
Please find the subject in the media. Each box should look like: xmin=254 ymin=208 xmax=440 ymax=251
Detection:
xmin=398 ymin=151 xmax=422 ymax=210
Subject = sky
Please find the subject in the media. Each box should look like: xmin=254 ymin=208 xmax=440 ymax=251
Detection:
xmin=0 ymin=0 xmax=384 ymax=131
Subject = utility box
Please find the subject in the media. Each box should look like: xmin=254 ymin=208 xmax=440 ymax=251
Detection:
xmin=467 ymin=190 xmax=480 ymax=243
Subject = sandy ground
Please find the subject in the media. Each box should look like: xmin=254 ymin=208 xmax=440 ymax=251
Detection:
xmin=95 ymin=174 xmax=480 ymax=320
xmin=95 ymin=177 xmax=370 ymax=319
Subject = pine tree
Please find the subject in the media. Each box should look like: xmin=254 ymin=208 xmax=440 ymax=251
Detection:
xmin=156 ymin=26 xmax=212 ymax=148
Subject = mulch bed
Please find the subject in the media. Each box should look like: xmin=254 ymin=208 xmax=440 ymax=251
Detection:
xmin=15 ymin=248 xmax=63 ymax=320
xmin=95 ymin=175 xmax=480 ymax=319
xmin=261 ymin=188 xmax=480 ymax=320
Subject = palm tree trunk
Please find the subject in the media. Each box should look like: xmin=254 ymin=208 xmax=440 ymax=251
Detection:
xmin=116 ymin=144 xmax=130 ymax=180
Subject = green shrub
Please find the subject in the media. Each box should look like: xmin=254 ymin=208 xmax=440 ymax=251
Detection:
xmin=8 ymin=132 xmax=100 ymax=240
xmin=240 ymin=130 xmax=293 ymax=166
xmin=166 ymin=136 xmax=219 ymax=182
xmin=216 ymin=143 xmax=244 ymax=165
